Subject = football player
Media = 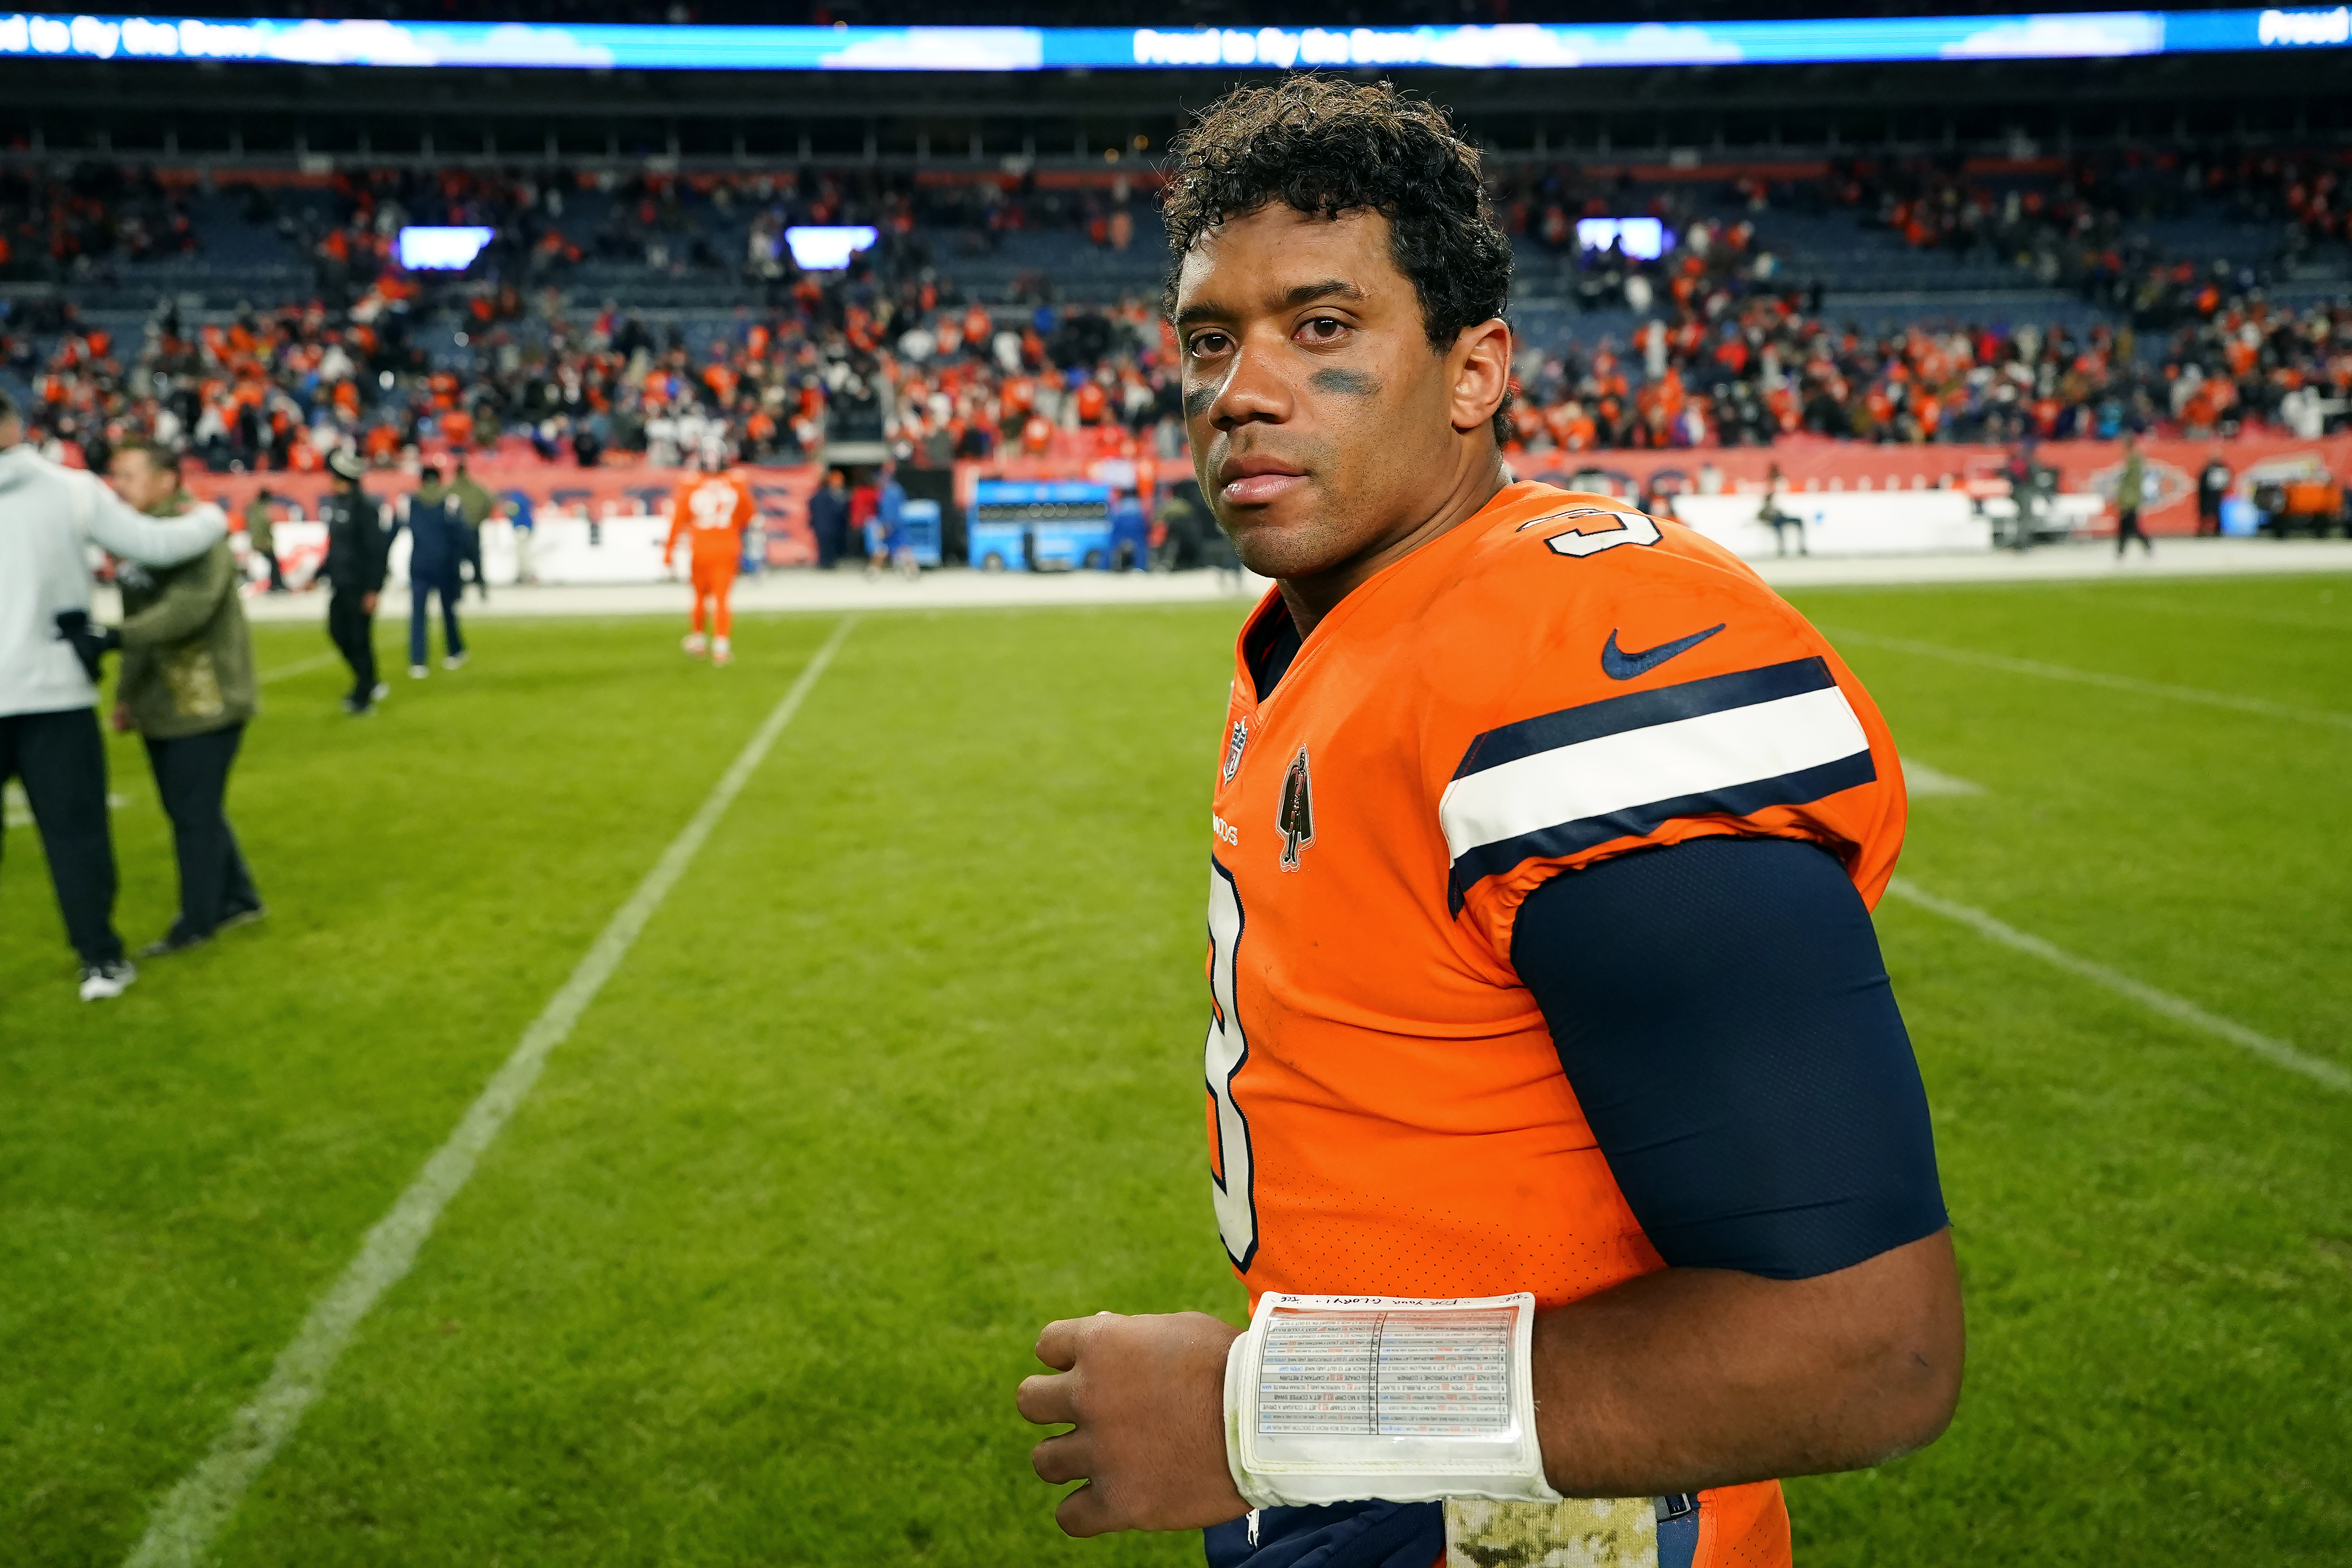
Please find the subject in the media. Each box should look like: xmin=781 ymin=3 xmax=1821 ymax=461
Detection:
xmin=665 ymin=458 xmax=755 ymax=666
xmin=1016 ymin=78 xmax=1961 ymax=1568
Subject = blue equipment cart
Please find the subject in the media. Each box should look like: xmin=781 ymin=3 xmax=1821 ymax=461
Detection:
xmin=970 ymin=479 xmax=1114 ymax=571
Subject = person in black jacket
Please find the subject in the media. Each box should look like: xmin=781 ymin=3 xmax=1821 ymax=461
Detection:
xmin=319 ymin=449 xmax=389 ymax=715
xmin=808 ymin=467 xmax=850 ymax=569
xmin=2196 ymin=449 xmax=2232 ymax=537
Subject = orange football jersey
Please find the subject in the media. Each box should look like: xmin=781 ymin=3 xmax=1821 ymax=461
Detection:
xmin=1202 ymin=481 xmax=1908 ymax=1567
xmin=667 ymin=473 xmax=755 ymax=565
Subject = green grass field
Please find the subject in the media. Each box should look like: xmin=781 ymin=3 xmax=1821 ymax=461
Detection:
xmin=4 ymin=573 xmax=2349 ymax=1566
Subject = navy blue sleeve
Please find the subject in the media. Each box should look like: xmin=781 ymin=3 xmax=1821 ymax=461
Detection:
xmin=1204 ymin=1502 xmax=1442 ymax=1568
xmin=1510 ymin=836 xmax=1947 ymax=1281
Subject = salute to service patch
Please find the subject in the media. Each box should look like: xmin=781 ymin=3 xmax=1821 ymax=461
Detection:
xmin=1276 ymin=748 xmax=1314 ymax=870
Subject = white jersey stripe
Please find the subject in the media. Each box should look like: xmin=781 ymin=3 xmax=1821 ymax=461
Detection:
xmin=1439 ymin=685 xmax=1870 ymax=863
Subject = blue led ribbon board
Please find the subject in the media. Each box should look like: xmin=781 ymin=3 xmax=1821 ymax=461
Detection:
xmin=0 ymin=9 xmax=2344 ymax=70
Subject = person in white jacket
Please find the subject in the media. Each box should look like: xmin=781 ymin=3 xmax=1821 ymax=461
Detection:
xmin=0 ymin=391 xmax=227 ymax=1001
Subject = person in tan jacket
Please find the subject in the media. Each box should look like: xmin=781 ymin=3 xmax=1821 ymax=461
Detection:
xmin=106 ymin=440 xmax=264 ymax=958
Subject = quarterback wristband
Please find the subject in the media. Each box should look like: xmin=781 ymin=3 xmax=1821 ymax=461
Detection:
xmin=1223 ymin=1291 xmax=1563 ymax=1509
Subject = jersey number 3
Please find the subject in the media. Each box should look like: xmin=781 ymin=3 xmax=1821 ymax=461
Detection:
xmin=1526 ymin=506 xmax=1662 ymax=558
xmin=1205 ymin=858 xmax=1259 ymax=1271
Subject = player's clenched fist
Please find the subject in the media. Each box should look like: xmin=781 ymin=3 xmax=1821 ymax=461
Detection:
xmin=1016 ymin=1310 xmax=1250 ymax=1537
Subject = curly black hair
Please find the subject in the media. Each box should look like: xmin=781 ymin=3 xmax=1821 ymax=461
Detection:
xmin=1162 ymin=76 xmax=1514 ymax=442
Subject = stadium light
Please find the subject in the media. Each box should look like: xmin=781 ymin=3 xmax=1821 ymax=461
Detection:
xmin=0 ymin=9 xmax=2347 ymax=72
xmin=784 ymin=226 xmax=879 ymax=271
xmin=396 ymin=226 xmax=495 ymax=270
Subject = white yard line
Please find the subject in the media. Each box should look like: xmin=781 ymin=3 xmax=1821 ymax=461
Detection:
xmin=2091 ymin=592 xmax=2352 ymax=635
xmin=255 ymin=652 xmax=339 ymax=686
xmin=121 ymin=615 xmax=857 ymax=1568
xmin=1902 ymin=760 xmax=1984 ymax=797
xmin=5 ymin=654 xmax=322 ymax=833
xmin=1884 ymin=878 xmax=2350 ymax=1095
xmin=5 ymin=784 xmax=128 ymax=829
xmin=1756 ymin=537 xmax=2352 ymax=587
xmin=235 ymin=569 xmax=1274 ymax=623
xmin=1825 ymin=627 xmax=2352 ymax=733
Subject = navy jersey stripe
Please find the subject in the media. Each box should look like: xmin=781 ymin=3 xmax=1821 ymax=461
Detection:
xmin=1451 ymin=656 xmax=1839 ymax=782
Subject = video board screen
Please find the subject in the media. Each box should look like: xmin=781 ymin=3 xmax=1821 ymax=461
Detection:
xmin=2 ymin=9 xmax=2346 ymax=72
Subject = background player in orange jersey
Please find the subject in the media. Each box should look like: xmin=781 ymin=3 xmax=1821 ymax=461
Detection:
xmin=664 ymin=460 xmax=755 ymax=666
xmin=1017 ymin=80 xmax=1962 ymax=1568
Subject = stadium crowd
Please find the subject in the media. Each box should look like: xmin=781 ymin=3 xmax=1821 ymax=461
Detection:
xmin=1 ymin=163 xmax=1157 ymax=296
xmin=1512 ymin=297 xmax=2352 ymax=449
xmin=10 ymin=285 xmax=2347 ymax=474
xmin=17 ymin=146 xmax=2344 ymax=300
xmin=3 ymin=148 xmax=2348 ymax=472
xmin=1500 ymin=147 xmax=2351 ymax=321
xmin=0 ymin=165 xmax=204 ymax=278
xmin=0 ymin=283 xmax=1186 ymax=476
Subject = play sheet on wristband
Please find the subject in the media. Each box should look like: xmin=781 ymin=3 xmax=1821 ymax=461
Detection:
xmin=1256 ymin=1305 xmax=1516 ymax=1438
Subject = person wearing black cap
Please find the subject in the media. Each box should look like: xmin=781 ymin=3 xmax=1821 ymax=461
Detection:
xmin=319 ymin=449 xmax=390 ymax=715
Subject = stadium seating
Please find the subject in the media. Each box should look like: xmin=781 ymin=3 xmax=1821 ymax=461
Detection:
xmin=3 ymin=146 xmax=2346 ymax=484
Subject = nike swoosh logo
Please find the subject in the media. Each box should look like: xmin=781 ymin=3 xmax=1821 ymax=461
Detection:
xmin=1602 ymin=623 xmax=1727 ymax=681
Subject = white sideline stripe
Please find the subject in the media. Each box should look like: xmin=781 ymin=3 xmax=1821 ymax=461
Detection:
xmin=255 ymin=652 xmax=338 ymax=685
xmin=1439 ymin=686 xmax=1867 ymax=859
xmin=1824 ymin=626 xmax=2352 ymax=733
xmin=1902 ymin=760 xmax=1985 ymax=797
xmin=121 ymin=615 xmax=858 ymax=1568
xmin=1884 ymin=878 xmax=2351 ymax=1095
xmin=3 ymin=653 xmax=318 ymax=828
xmin=5 ymin=784 xmax=128 ymax=829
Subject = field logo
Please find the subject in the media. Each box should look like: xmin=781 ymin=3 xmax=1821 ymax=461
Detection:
xmin=1277 ymin=747 xmax=1315 ymax=871
xmin=1223 ymin=716 xmax=1250 ymax=783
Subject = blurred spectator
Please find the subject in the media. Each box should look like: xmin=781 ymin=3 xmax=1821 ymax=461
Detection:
xmin=246 ymin=486 xmax=289 ymax=593
xmin=449 ymin=455 xmax=496 ymax=603
xmin=1109 ymin=487 xmax=1150 ymax=571
xmin=1154 ymin=478 xmax=1215 ymax=571
xmin=809 ymin=467 xmax=850 ymax=569
xmin=392 ymin=464 xmax=470 ymax=678
xmin=509 ymin=489 xmax=539 ymax=584
xmin=867 ymin=464 xmax=906 ymax=581
xmin=104 ymin=438 xmax=265 ymax=959
xmin=2197 ymin=449 xmax=2233 ymax=537
xmin=2115 ymin=432 xmax=2153 ymax=558
xmin=0 ymin=387 xmax=226 ymax=1000
xmin=849 ymin=473 xmax=879 ymax=568
xmin=319 ymin=449 xmax=389 ymax=715
xmin=1759 ymin=461 xmax=1805 ymax=558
